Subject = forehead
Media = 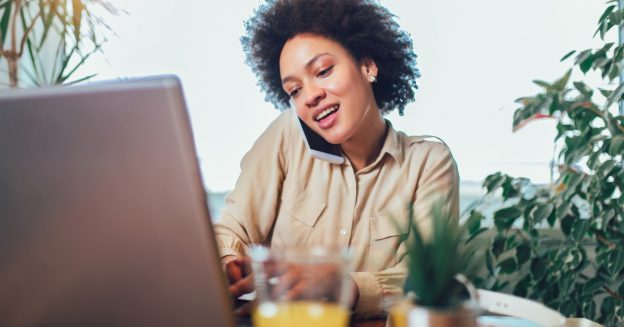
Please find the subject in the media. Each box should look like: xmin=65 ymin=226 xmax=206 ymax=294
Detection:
xmin=279 ymin=33 xmax=352 ymax=76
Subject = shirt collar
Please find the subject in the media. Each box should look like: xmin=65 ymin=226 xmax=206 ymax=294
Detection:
xmin=377 ymin=119 xmax=404 ymax=167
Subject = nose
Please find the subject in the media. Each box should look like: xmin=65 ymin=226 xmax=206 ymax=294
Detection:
xmin=303 ymin=83 xmax=325 ymax=108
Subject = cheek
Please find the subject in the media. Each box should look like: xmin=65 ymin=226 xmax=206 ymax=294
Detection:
xmin=295 ymin=106 xmax=306 ymax=120
xmin=324 ymin=71 xmax=359 ymax=96
xmin=328 ymin=73 xmax=368 ymax=101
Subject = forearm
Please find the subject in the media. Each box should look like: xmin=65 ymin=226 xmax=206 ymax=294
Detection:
xmin=350 ymin=265 xmax=406 ymax=318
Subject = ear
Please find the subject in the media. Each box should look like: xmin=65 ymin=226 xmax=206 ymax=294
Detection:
xmin=360 ymin=58 xmax=378 ymax=80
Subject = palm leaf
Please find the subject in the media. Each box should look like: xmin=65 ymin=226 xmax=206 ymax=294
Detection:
xmin=0 ymin=0 xmax=12 ymax=46
xmin=71 ymin=0 xmax=83 ymax=42
xmin=19 ymin=8 xmax=45 ymax=84
xmin=38 ymin=0 xmax=61 ymax=51
xmin=56 ymin=43 xmax=100 ymax=84
xmin=64 ymin=72 xmax=95 ymax=85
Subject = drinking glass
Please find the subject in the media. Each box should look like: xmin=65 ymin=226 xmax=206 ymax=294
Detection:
xmin=249 ymin=245 xmax=353 ymax=327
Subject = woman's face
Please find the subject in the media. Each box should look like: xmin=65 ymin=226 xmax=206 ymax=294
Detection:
xmin=279 ymin=33 xmax=378 ymax=145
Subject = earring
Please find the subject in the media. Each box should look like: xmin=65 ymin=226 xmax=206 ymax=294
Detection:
xmin=368 ymin=75 xmax=377 ymax=83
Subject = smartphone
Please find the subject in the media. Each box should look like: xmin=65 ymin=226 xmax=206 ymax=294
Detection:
xmin=295 ymin=116 xmax=344 ymax=164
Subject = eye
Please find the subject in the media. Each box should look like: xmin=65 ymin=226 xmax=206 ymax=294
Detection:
xmin=317 ymin=65 xmax=334 ymax=78
xmin=288 ymin=88 xmax=301 ymax=99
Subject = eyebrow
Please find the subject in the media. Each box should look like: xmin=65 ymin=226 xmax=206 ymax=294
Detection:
xmin=281 ymin=52 xmax=332 ymax=85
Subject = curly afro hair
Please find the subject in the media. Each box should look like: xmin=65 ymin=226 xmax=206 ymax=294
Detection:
xmin=241 ymin=0 xmax=420 ymax=115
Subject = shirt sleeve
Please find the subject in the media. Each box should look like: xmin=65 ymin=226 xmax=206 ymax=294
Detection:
xmin=214 ymin=112 xmax=292 ymax=258
xmin=350 ymin=141 xmax=460 ymax=317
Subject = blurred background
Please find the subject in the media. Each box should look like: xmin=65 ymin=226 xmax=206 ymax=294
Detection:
xmin=1 ymin=0 xmax=607 ymax=217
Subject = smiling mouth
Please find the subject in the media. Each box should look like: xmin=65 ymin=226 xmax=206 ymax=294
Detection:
xmin=315 ymin=105 xmax=339 ymax=121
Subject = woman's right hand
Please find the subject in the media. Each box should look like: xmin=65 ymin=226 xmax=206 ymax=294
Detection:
xmin=222 ymin=256 xmax=255 ymax=298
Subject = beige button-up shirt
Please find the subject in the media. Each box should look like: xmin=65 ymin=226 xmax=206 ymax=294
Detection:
xmin=215 ymin=110 xmax=459 ymax=317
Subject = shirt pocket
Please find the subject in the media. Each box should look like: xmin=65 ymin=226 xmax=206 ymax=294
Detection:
xmin=369 ymin=213 xmax=408 ymax=268
xmin=273 ymin=190 xmax=326 ymax=247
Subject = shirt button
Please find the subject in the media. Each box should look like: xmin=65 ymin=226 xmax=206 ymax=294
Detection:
xmin=339 ymin=229 xmax=347 ymax=237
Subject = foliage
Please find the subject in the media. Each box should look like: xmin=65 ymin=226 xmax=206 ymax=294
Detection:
xmin=0 ymin=0 xmax=117 ymax=88
xmin=403 ymin=200 xmax=480 ymax=308
xmin=469 ymin=2 xmax=624 ymax=326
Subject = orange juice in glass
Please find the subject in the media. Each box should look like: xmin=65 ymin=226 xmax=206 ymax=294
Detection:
xmin=250 ymin=246 xmax=353 ymax=327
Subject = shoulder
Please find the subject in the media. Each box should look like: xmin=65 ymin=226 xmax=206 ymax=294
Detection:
xmin=241 ymin=110 xmax=298 ymax=167
xmin=399 ymin=132 xmax=455 ymax=164
xmin=265 ymin=109 xmax=295 ymax=134
xmin=251 ymin=110 xmax=298 ymax=145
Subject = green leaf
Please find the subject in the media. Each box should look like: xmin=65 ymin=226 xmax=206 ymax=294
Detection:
xmin=558 ymin=272 xmax=575 ymax=297
xmin=483 ymin=172 xmax=505 ymax=194
xmin=575 ymin=49 xmax=592 ymax=65
xmin=38 ymin=1 xmax=59 ymax=50
xmin=573 ymin=81 xmax=593 ymax=97
xmin=608 ymin=135 xmax=624 ymax=156
xmin=505 ymin=234 xmax=518 ymax=250
xmin=465 ymin=210 xmax=484 ymax=235
xmin=609 ymin=61 xmax=623 ymax=81
xmin=597 ymin=159 xmax=615 ymax=178
xmin=558 ymin=201 xmax=573 ymax=220
xmin=580 ymin=54 xmax=595 ymax=73
xmin=571 ymin=219 xmax=589 ymax=242
xmin=486 ymin=250 xmax=495 ymax=276
xmin=562 ymin=248 xmax=583 ymax=270
xmin=64 ymin=73 xmax=97 ymax=85
xmin=516 ymin=243 xmax=531 ymax=266
xmin=606 ymin=249 xmax=624 ymax=277
xmin=560 ymin=50 xmax=576 ymax=62
xmin=605 ymin=83 xmax=624 ymax=110
xmin=599 ymin=5 xmax=616 ymax=24
xmin=561 ymin=216 xmax=574 ymax=236
xmin=494 ymin=207 xmax=521 ymax=230
xmin=599 ymin=88 xmax=613 ymax=98
xmin=533 ymin=203 xmax=554 ymax=223
xmin=592 ymin=56 xmax=610 ymax=69
xmin=582 ymin=277 xmax=604 ymax=297
xmin=533 ymin=79 xmax=552 ymax=89
xmin=596 ymin=19 xmax=608 ymax=39
xmin=498 ymin=257 xmax=517 ymax=275
xmin=0 ymin=0 xmax=11 ymax=45
xmin=465 ymin=227 xmax=487 ymax=244
xmin=547 ymin=207 xmax=557 ymax=227
xmin=559 ymin=299 xmax=577 ymax=317
xmin=553 ymin=70 xmax=572 ymax=90
xmin=492 ymin=237 xmax=506 ymax=258
xmin=582 ymin=301 xmax=597 ymax=323
xmin=492 ymin=281 xmax=509 ymax=292
xmin=513 ymin=275 xmax=531 ymax=298
xmin=601 ymin=297 xmax=616 ymax=322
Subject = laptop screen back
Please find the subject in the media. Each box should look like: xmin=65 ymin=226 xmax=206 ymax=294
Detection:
xmin=0 ymin=77 xmax=234 ymax=327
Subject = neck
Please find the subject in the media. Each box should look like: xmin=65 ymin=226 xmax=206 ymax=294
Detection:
xmin=340 ymin=111 xmax=387 ymax=172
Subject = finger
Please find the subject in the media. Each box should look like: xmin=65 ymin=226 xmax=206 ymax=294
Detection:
xmin=271 ymin=268 xmax=302 ymax=299
xmin=284 ymin=279 xmax=309 ymax=301
xmin=229 ymin=274 xmax=255 ymax=298
xmin=263 ymin=260 xmax=288 ymax=278
xmin=236 ymin=256 xmax=253 ymax=277
xmin=225 ymin=260 xmax=243 ymax=285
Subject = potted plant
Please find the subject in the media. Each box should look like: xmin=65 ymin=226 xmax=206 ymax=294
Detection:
xmin=0 ymin=0 xmax=117 ymax=88
xmin=390 ymin=201 xmax=482 ymax=327
xmin=467 ymin=2 xmax=624 ymax=326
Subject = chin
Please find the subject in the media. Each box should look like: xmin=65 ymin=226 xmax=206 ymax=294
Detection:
xmin=320 ymin=129 xmax=350 ymax=145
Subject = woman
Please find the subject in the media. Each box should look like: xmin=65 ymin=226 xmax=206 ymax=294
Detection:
xmin=216 ymin=0 xmax=459 ymax=318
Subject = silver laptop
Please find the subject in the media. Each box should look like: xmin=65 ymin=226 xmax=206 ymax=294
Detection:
xmin=0 ymin=77 xmax=236 ymax=327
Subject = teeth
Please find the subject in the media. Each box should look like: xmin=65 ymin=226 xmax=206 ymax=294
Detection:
xmin=315 ymin=105 xmax=339 ymax=121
